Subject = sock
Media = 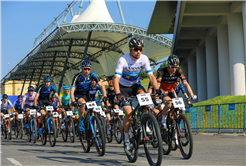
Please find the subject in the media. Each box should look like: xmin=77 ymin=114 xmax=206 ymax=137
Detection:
xmin=124 ymin=132 xmax=129 ymax=142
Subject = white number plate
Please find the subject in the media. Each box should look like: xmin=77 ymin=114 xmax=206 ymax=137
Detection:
xmin=46 ymin=106 xmax=54 ymax=111
xmin=94 ymin=106 xmax=102 ymax=112
xmin=18 ymin=114 xmax=23 ymax=119
xmin=66 ymin=111 xmax=73 ymax=116
xmin=37 ymin=112 xmax=41 ymax=117
xmin=113 ymin=109 xmax=120 ymax=113
xmin=4 ymin=114 xmax=9 ymax=119
xmin=59 ymin=114 xmax=62 ymax=118
xmin=137 ymin=93 xmax=153 ymax=106
xmin=172 ymin=98 xmax=185 ymax=110
xmin=72 ymin=115 xmax=75 ymax=118
xmin=86 ymin=101 xmax=97 ymax=109
xmin=119 ymin=110 xmax=124 ymax=116
xmin=30 ymin=109 xmax=36 ymax=115
xmin=100 ymin=111 xmax=106 ymax=117
xmin=53 ymin=112 xmax=58 ymax=118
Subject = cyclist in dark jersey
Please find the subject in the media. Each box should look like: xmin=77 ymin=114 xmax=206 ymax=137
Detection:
xmin=70 ymin=60 xmax=107 ymax=132
xmin=89 ymin=79 xmax=102 ymax=101
xmin=13 ymin=95 xmax=23 ymax=114
xmin=34 ymin=75 xmax=61 ymax=135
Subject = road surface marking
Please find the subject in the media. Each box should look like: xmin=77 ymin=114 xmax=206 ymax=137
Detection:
xmin=7 ymin=158 xmax=22 ymax=166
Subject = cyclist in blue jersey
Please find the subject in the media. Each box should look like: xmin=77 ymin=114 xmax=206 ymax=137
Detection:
xmin=70 ymin=60 xmax=108 ymax=132
xmin=13 ymin=95 xmax=22 ymax=114
xmin=50 ymin=94 xmax=59 ymax=107
xmin=89 ymin=79 xmax=102 ymax=101
xmin=114 ymin=37 xmax=161 ymax=154
xmin=174 ymin=78 xmax=192 ymax=106
xmin=34 ymin=75 xmax=62 ymax=135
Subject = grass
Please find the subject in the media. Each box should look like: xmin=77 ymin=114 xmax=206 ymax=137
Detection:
xmin=140 ymin=77 xmax=150 ymax=91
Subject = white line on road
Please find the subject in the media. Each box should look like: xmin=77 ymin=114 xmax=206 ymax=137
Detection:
xmin=7 ymin=158 xmax=22 ymax=166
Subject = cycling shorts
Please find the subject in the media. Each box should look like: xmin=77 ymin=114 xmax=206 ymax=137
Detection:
xmin=38 ymin=99 xmax=51 ymax=109
xmin=63 ymin=105 xmax=70 ymax=111
xmin=163 ymin=91 xmax=176 ymax=99
xmin=75 ymin=93 xmax=91 ymax=102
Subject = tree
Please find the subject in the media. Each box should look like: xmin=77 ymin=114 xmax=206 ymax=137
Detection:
xmin=160 ymin=61 xmax=168 ymax=68
xmin=140 ymin=69 xmax=147 ymax=79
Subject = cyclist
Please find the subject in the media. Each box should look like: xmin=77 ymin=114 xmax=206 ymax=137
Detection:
xmin=89 ymin=79 xmax=103 ymax=102
xmin=70 ymin=60 xmax=107 ymax=132
xmin=21 ymin=86 xmax=37 ymax=128
xmin=105 ymin=80 xmax=119 ymax=135
xmin=34 ymin=75 xmax=61 ymax=135
xmin=1 ymin=94 xmax=15 ymax=124
xmin=13 ymin=95 xmax=22 ymax=114
xmin=174 ymin=78 xmax=192 ymax=106
xmin=114 ymin=37 xmax=160 ymax=154
xmin=50 ymin=94 xmax=59 ymax=107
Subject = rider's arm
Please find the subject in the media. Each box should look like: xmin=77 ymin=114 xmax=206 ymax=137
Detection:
xmin=97 ymin=81 xmax=106 ymax=97
xmin=71 ymin=73 xmax=79 ymax=102
xmin=148 ymin=73 xmax=159 ymax=92
xmin=10 ymin=102 xmax=15 ymax=113
xmin=34 ymin=93 xmax=39 ymax=106
xmin=114 ymin=76 xmax=121 ymax=94
xmin=183 ymin=82 xmax=194 ymax=97
xmin=21 ymin=95 xmax=26 ymax=109
xmin=70 ymin=87 xmax=75 ymax=102
xmin=54 ymin=92 xmax=62 ymax=105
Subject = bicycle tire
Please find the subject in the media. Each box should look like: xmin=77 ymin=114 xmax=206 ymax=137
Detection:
xmin=79 ymin=119 xmax=90 ymax=153
xmin=7 ymin=120 xmax=12 ymax=140
xmin=15 ymin=120 xmax=18 ymax=138
xmin=99 ymin=116 xmax=107 ymax=142
xmin=41 ymin=122 xmax=47 ymax=145
xmin=49 ymin=118 xmax=56 ymax=147
xmin=69 ymin=118 xmax=75 ymax=143
xmin=3 ymin=121 xmax=7 ymax=139
xmin=19 ymin=121 xmax=23 ymax=139
xmin=177 ymin=113 xmax=193 ymax=159
xmin=31 ymin=120 xmax=37 ymax=143
xmin=143 ymin=113 xmax=162 ymax=166
xmin=62 ymin=120 xmax=68 ymax=142
xmin=92 ymin=116 xmax=106 ymax=156
xmin=114 ymin=117 xmax=123 ymax=144
xmin=107 ymin=121 xmax=113 ymax=143
xmin=55 ymin=119 xmax=58 ymax=138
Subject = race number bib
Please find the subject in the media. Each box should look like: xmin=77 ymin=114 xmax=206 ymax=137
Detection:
xmin=172 ymin=98 xmax=185 ymax=110
xmin=30 ymin=109 xmax=36 ymax=115
xmin=118 ymin=110 xmax=124 ymax=116
xmin=46 ymin=106 xmax=54 ymax=111
xmin=4 ymin=114 xmax=9 ymax=119
xmin=18 ymin=114 xmax=24 ymax=119
xmin=94 ymin=106 xmax=102 ymax=112
xmin=137 ymin=93 xmax=153 ymax=106
xmin=37 ymin=112 xmax=41 ymax=117
xmin=59 ymin=114 xmax=62 ymax=118
xmin=100 ymin=111 xmax=106 ymax=117
xmin=113 ymin=109 xmax=121 ymax=113
xmin=86 ymin=101 xmax=97 ymax=109
xmin=66 ymin=111 xmax=73 ymax=116
xmin=53 ymin=112 xmax=58 ymax=118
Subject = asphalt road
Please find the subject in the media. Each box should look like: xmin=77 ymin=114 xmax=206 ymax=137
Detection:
xmin=1 ymin=133 xmax=245 ymax=166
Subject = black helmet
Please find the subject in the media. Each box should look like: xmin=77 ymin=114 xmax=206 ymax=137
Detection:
xmin=129 ymin=37 xmax=144 ymax=48
xmin=3 ymin=94 xmax=8 ymax=99
xmin=168 ymin=54 xmax=180 ymax=66
xmin=18 ymin=95 xmax=22 ymax=99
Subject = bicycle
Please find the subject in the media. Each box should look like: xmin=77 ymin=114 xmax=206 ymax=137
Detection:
xmin=76 ymin=101 xmax=106 ymax=156
xmin=106 ymin=108 xmax=124 ymax=144
xmin=61 ymin=107 xmax=76 ymax=143
xmin=27 ymin=108 xmax=38 ymax=143
xmin=52 ymin=106 xmax=61 ymax=139
xmin=12 ymin=111 xmax=24 ymax=139
xmin=40 ymin=105 xmax=57 ymax=147
xmin=2 ymin=111 xmax=12 ymax=140
xmin=121 ymin=93 xmax=162 ymax=166
xmin=156 ymin=97 xmax=193 ymax=159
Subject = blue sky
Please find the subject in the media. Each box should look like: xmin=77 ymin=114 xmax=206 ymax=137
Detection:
xmin=1 ymin=0 xmax=173 ymax=80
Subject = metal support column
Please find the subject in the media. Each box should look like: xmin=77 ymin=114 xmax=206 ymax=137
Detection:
xmin=29 ymin=69 xmax=35 ymax=86
xmin=20 ymin=75 xmax=27 ymax=95
xmin=78 ymin=0 xmax=84 ymax=15
xmin=82 ymin=31 xmax=92 ymax=60
xmin=117 ymin=0 xmax=125 ymax=24
xmin=36 ymin=61 xmax=45 ymax=88
xmin=49 ymin=52 xmax=57 ymax=76
xmin=58 ymin=39 xmax=73 ymax=94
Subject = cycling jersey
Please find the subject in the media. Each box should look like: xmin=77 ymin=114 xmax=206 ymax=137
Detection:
xmin=90 ymin=84 xmax=102 ymax=101
xmin=59 ymin=91 xmax=71 ymax=105
xmin=0 ymin=99 xmax=12 ymax=111
xmin=115 ymin=53 xmax=153 ymax=87
xmin=175 ymin=83 xmax=186 ymax=95
xmin=71 ymin=71 xmax=100 ymax=95
xmin=13 ymin=100 xmax=22 ymax=110
xmin=22 ymin=92 xmax=37 ymax=106
xmin=50 ymin=99 xmax=58 ymax=107
xmin=157 ymin=67 xmax=186 ymax=93
xmin=37 ymin=84 xmax=56 ymax=100
xmin=106 ymin=88 xmax=116 ymax=104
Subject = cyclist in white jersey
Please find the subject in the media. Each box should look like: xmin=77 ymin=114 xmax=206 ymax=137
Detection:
xmin=114 ymin=37 xmax=161 ymax=154
xmin=21 ymin=86 xmax=37 ymax=128
xmin=1 ymin=94 xmax=15 ymax=124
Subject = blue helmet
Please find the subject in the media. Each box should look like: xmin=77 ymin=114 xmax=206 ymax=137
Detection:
xmin=28 ymin=86 xmax=34 ymax=91
xmin=63 ymin=85 xmax=70 ymax=90
xmin=81 ymin=60 xmax=92 ymax=68
xmin=43 ymin=75 xmax=52 ymax=82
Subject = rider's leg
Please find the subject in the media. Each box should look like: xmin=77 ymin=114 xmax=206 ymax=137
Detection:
xmin=162 ymin=96 xmax=172 ymax=128
xmin=106 ymin=113 xmax=111 ymax=135
xmin=39 ymin=109 xmax=46 ymax=127
xmin=78 ymin=98 xmax=86 ymax=131
xmin=123 ymin=105 xmax=132 ymax=142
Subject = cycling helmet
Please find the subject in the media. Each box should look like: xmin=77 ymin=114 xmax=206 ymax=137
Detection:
xmin=108 ymin=80 xmax=114 ymax=87
xmin=28 ymin=85 xmax=34 ymax=91
xmin=3 ymin=94 xmax=8 ymax=98
xmin=81 ymin=60 xmax=92 ymax=68
xmin=18 ymin=95 xmax=22 ymax=99
xmin=167 ymin=54 xmax=180 ymax=66
xmin=129 ymin=37 xmax=144 ymax=48
xmin=43 ymin=75 xmax=52 ymax=82
xmin=176 ymin=78 xmax=181 ymax=82
xmin=63 ymin=85 xmax=70 ymax=90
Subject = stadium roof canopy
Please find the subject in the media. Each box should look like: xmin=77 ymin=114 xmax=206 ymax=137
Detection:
xmin=1 ymin=0 xmax=172 ymax=92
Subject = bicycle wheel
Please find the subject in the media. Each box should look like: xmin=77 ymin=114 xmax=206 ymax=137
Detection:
xmin=68 ymin=118 xmax=75 ymax=143
xmin=7 ymin=120 xmax=12 ymax=140
xmin=99 ymin=116 xmax=107 ymax=141
xmin=55 ymin=119 xmax=58 ymax=138
xmin=41 ymin=122 xmax=47 ymax=145
xmin=19 ymin=121 xmax=23 ymax=139
xmin=27 ymin=122 xmax=31 ymax=142
xmin=14 ymin=120 xmax=19 ymax=138
xmin=107 ymin=121 xmax=113 ymax=143
xmin=92 ymin=116 xmax=106 ymax=156
xmin=114 ymin=117 xmax=123 ymax=144
xmin=31 ymin=120 xmax=37 ymax=143
xmin=79 ymin=120 xmax=90 ymax=153
xmin=177 ymin=113 xmax=193 ymax=159
xmin=3 ymin=122 xmax=7 ymax=139
xmin=62 ymin=120 xmax=68 ymax=142
xmin=49 ymin=118 xmax=56 ymax=147
xmin=143 ymin=113 xmax=162 ymax=166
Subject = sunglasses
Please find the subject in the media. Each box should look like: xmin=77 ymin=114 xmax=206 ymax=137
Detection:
xmin=131 ymin=47 xmax=143 ymax=52
xmin=169 ymin=65 xmax=178 ymax=69
xmin=83 ymin=68 xmax=91 ymax=71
